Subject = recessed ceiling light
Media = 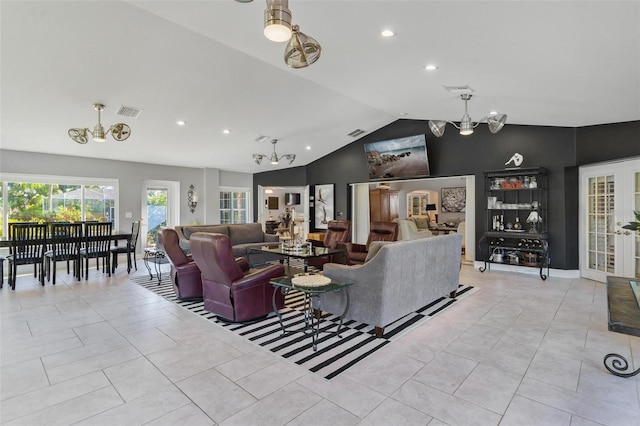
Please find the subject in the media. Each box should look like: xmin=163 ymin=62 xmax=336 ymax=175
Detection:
xmin=424 ymin=64 xmax=438 ymax=71
xmin=306 ymin=146 xmax=311 ymax=150
xmin=176 ymin=120 xmax=186 ymax=126
xmin=223 ymin=129 xmax=231 ymax=134
xmin=381 ymin=29 xmax=395 ymax=37
xmin=489 ymin=111 xmax=498 ymax=115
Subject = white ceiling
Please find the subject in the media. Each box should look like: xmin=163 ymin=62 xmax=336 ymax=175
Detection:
xmin=2 ymin=1 xmax=639 ymax=174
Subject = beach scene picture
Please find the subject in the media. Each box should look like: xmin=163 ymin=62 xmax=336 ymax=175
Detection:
xmin=364 ymin=134 xmax=430 ymax=179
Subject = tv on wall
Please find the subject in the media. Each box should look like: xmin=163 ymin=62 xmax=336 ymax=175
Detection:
xmin=364 ymin=134 xmax=430 ymax=180
xmin=285 ymin=193 xmax=301 ymax=206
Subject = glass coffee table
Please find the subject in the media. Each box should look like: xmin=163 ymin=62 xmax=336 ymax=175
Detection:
xmin=250 ymin=243 xmax=346 ymax=272
xmin=270 ymin=273 xmax=353 ymax=351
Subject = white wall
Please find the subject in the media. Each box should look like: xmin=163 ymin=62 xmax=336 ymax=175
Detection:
xmin=0 ymin=149 xmax=252 ymax=230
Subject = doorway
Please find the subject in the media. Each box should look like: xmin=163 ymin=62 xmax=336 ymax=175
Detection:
xmin=579 ymin=158 xmax=640 ymax=281
xmin=349 ymin=175 xmax=475 ymax=262
xmin=141 ymin=180 xmax=179 ymax=249
xmin=257 ymin=185 xmax=310 ymax=237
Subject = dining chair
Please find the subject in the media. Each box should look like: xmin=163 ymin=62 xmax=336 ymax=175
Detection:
xmin=80 ymin=222 xmax=113 ymax=279
xmin=45 ymin=222 xmax=82 ymax=284
xmin=6 ymin=223 xmax=48 ymax=290
xmin=111 ymin=220 xmax=140 ymax=273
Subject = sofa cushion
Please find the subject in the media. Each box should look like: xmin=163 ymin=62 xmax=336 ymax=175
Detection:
xmin=364 ymin=241 xmax=393 ymax=262
xmin=183 ymin=225 xmax=228 ymax=240
xmin=228 ymin=223 xmax=264 ymax=245
xmin=413 ymin=216 xmax=430 ymax=229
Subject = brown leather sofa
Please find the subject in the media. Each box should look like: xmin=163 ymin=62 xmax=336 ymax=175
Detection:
xmin=307 ymin=220 xmax=351 ymax=269
xmin=341 ymin=221 xmax=398 ymax=265
xmin=159 ymin=228 xmax=204 ymax=301
xmin=190 ymin=232 xmax=285 ymax=322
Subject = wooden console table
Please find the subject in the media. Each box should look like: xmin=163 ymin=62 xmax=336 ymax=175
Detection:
xmin=603 ymin=276 xmax=640 ymax=377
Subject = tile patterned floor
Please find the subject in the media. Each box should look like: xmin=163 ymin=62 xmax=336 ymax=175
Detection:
xmin=1 ymin=264 xmax=639 ymax=425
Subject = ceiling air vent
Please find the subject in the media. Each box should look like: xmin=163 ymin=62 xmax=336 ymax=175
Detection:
xmin=442 ymin=85 xmax=474 ymax=94
xmin=116 ymin=105 xmax=143 ymax=118
xmin=255 ymin=135 xmax=271 ymax=143
xmin=347 ymin=129 xmax=366 ymax=138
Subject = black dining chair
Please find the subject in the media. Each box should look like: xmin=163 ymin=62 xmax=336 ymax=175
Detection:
xmin=45 ymin=222 xmax=82 ymax=284
xmin=80 ymin=222 xmax=113 ymax=279
xmin=111 ymin=220 xmax=140 ymax=274
xmin=6 ymin=223 xmax=48 ymax=290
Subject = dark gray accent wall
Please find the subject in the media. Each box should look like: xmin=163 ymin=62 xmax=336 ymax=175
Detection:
xmin=576 ymin=121 xmax=640 ymax=166
xmin=253 ymin=119 xmax=640 ymax=270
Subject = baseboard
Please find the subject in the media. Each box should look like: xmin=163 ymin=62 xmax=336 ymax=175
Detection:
xmin=472 ymin=261 xmax=580 ymax=279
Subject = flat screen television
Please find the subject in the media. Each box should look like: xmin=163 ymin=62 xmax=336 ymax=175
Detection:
xmin=364 ymin=134 xmax=430 ymax=180
xmin=285 ymin=193 xmax=301 ymax=206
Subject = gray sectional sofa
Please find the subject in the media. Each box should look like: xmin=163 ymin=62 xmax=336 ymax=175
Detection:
xmin=174 ymin=223 xmax=280 ymax=265
xmin=319 ymin=233 xmax=463 ymax=337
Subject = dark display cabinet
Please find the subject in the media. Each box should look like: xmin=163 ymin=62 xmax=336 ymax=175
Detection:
xmin=479 ymin=167 xmax=550 ymax=280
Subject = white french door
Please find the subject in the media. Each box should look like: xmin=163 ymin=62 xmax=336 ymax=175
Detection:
xmin=141 ymin=180 xmax=179 ymax=249
xmin=579 ymin=159 xmax=640 ymax=281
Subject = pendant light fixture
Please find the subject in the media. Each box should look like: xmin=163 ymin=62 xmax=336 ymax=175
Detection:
xmin=428 ymin=94 xmax=507 ymax=137
xmin=253 ymin=139 xmax=296 ymax=165
xmin=68 ymin=103 xmax=131 ymax=144
xmin=264 ymin=0 xmax=292 ymax=42
xmin=284 ymin=25 xmax=321 ymax=68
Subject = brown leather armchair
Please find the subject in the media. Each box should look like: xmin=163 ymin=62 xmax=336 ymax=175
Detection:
xmin=341 ymin=221 xmax=398 ymax=265
xmin=160 ymin=228 xmax=204 ymax=301
xmin=307 ymin=220 xmax=351 ymax=269
xmin=190 ymin=232 xmax=285 ymax=322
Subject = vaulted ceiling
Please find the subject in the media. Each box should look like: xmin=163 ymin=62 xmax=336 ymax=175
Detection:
xmin=2 ymin=1 xmax=638 ymax=173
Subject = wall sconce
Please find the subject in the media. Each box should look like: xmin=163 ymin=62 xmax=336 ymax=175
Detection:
xmin=187 ymin=184 xmax=198 ymax=213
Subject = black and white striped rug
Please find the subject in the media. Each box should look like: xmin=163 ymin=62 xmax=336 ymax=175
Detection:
xmin=130 ymin=273 xmax=478 ymax=380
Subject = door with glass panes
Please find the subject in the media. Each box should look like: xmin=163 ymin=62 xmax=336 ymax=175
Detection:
xmin=580 ymin=159 xmax=640 ymax=282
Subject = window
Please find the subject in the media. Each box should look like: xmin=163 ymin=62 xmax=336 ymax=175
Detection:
xmin=0 ymin=174 xmax=118 ymax=237
xmin=220 ymin=189 xmax=250 ymax=224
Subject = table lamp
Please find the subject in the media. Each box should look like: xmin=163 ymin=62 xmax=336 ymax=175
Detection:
xmin=425 ymin=204 xmax=437 ymax=224
xmin=526 ymin=211 xmax=542 ymax=233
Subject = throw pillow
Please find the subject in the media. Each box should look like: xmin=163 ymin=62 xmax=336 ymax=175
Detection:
xmin=413 ymin=217 xmax=430 ymax=229
xmin=365 ymin=241 xmax=392 ymax=262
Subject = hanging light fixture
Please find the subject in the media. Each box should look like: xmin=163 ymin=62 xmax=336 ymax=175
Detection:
xmin=428 ymin=94 xmax=507 ymax=137
xmin=284 ymin=25 xmax=321 ymax=68
xmin=264 ymin=0 xmax=292 ymax=42
xmin=68 ymin=103 xmax=131 ymax=144
xmin=253 ymin=139 xmax=296 ymax=165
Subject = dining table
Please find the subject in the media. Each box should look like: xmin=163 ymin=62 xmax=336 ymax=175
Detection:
xmin=0 ymin=231 xmax=133 ymax=286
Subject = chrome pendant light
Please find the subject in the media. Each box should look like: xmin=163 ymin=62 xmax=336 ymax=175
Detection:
xmin=253 ymin=139 xmax=296 ymax=165
xmin=68 ymin=103 xmax=131 ymax=144
xmin=428 ymin=94 xmax=507 ymax=137
xmin=284 ymin=25 xmax=321 ymax=68
xmin=264 ymin=0 xmax=292 ymax=42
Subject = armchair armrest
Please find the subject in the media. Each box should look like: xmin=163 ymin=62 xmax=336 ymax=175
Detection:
xmin=233 ymin=263 xmax=285 ymax=290
xmin=342 ymin=242 xmax=367 ymax=253
xmin=235 ymin=257 xmax=250 ymax=272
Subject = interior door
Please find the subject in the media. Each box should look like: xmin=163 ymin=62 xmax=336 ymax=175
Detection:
xmin=580 ymin=159 xmax=640 ymax=281
xmin=141 ymin=180 xmax=179 ymax=249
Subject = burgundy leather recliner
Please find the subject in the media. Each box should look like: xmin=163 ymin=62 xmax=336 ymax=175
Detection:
xmin=307 ymin=220 xmax=351 ymax=269
xmin=341 ymin=221 xmax=398 ymax=265
xmin=189 ymin=232 xmax=285 ymax=322
xmin=160 ymin=228 xmax=204 ymax=301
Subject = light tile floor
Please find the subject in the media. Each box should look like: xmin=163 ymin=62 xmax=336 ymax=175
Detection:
xmin=1 ymin=264 xmax=639 ymax=425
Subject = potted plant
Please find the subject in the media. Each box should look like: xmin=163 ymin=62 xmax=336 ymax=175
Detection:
xmin=622 ymin=210 xmax=640 ymax=232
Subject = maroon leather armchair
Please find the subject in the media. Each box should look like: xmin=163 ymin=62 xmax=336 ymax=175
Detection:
xmin=160 ymin=228 xmax=203 ymax=301
xmin=307 ymin=220 xmax=351 ymax=269
xmin=190 ymin=232 xmax=285 ymax=322
xmin=341 ymin=221 xmax=398 ymax=265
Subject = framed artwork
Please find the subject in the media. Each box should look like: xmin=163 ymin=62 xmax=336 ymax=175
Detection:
xmin=314 ymin=184 xmax=334 ymax=229
xmin=441 ymin=187 xmax=466 ymax=212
